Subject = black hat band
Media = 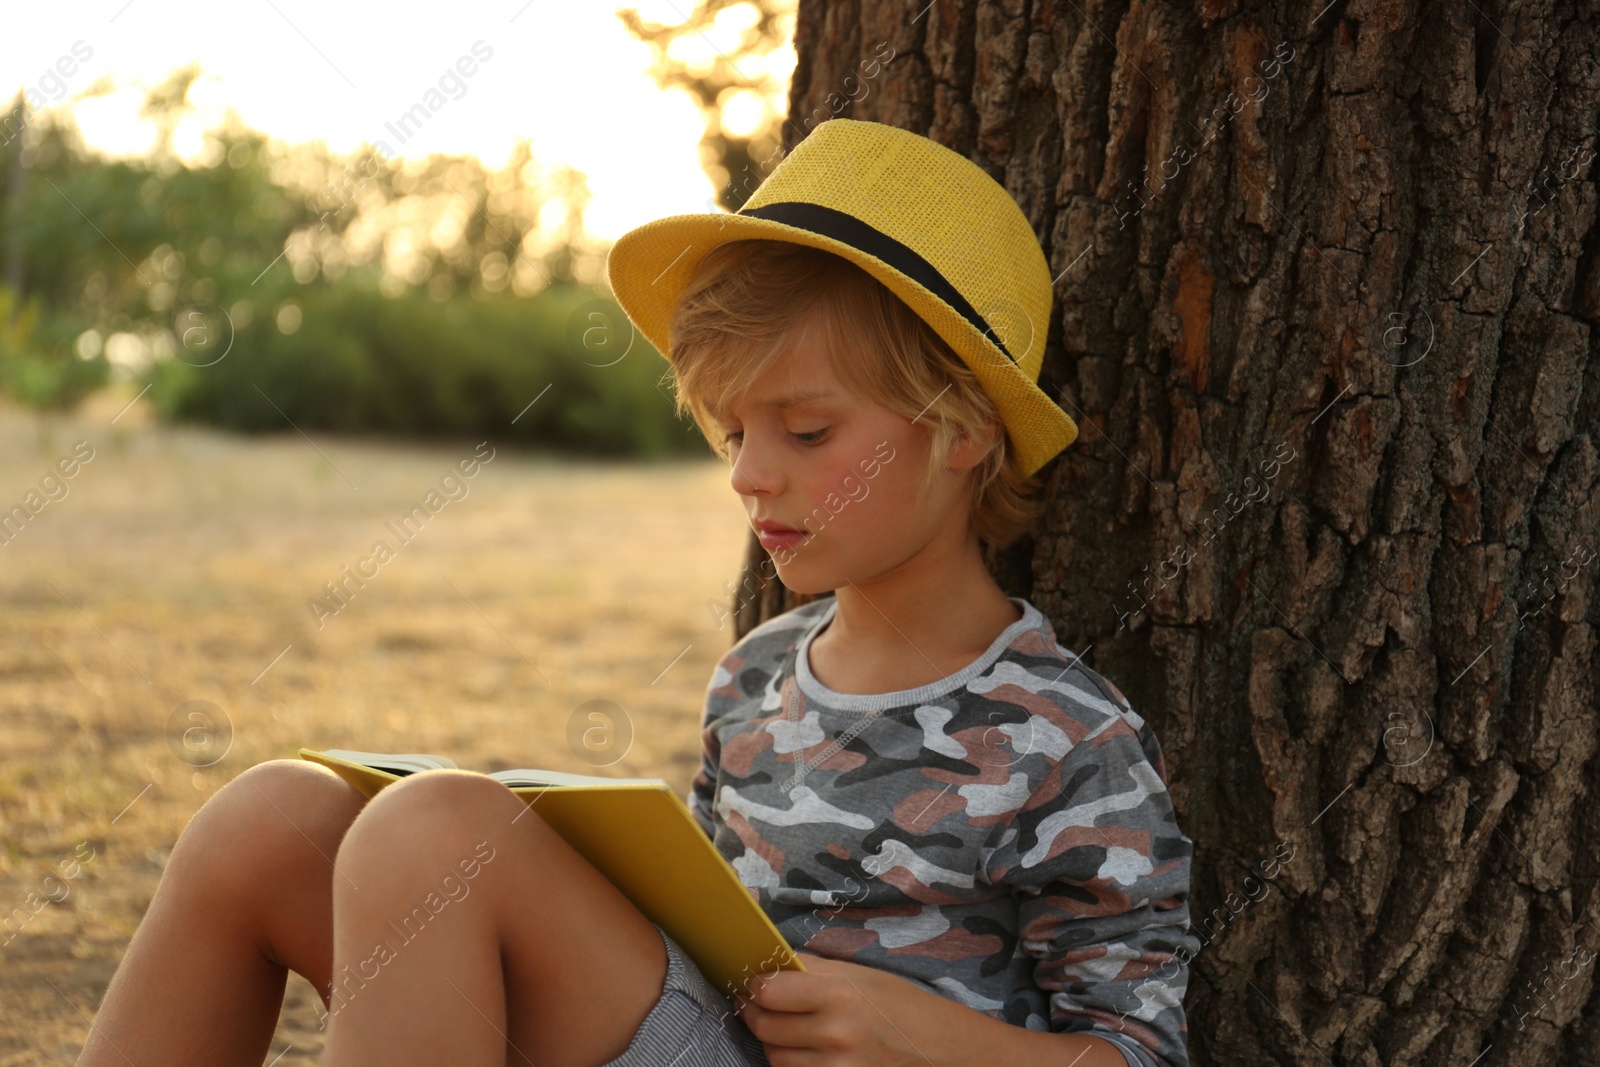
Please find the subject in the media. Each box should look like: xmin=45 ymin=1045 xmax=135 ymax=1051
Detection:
xmin=736 ymin=201 xmax=1017 ymax=364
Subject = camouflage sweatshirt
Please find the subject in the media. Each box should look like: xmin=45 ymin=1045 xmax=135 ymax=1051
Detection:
xmin=687 ymin=594 xmax=1200 ymax=1067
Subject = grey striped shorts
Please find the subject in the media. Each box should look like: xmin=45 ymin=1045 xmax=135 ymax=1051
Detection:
xmin=598 ymin=921 xmax=772 ymax=1067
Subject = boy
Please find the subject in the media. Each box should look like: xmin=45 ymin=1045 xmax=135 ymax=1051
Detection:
xmin=76 ymin=118 xmax=1195 ymax=1067
xmin=605 ymin=117 xmax=1199 ymax=1067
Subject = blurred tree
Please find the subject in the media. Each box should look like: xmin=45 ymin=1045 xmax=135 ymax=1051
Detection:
xmin=2 ymin=93 xmax=28 ymax=309
xmin=0 ymin=70 xmax=680 ymax=454
xmin=137 ymin=63 xmax=201 ymax=160
xmin=731 ymin=4 xmax=1600 ymax=1065
xmin=616 ymin=0 xmax=796 ymax=211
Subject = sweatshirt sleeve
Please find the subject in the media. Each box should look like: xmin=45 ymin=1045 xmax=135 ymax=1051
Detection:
xmin=687 ymin=648 xmax=743 ymax=840
xmin=984 ymin=678 xmax=1200 ymax=1067
xmin=686 ymin=700 xmax=722 ymax=840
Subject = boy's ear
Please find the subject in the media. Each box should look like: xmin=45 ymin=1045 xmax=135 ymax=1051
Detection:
xmin=948 ymin=417 xmax=1002 ymax=471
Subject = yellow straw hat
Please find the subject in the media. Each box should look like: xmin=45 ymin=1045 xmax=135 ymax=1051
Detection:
xmin=605 ymin=117 xmax=1078 ymax=477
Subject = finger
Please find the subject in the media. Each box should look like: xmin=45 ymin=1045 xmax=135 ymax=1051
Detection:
xmin=792 ymin=954 xmax=850 ymax=976
xmin=763 ymin=1043 xmax=833 ymax=1067
xmin=744 ymin=969 xmax=833 ymax=1013
xmin=736 ymin=999 xmax=827 ymax=1051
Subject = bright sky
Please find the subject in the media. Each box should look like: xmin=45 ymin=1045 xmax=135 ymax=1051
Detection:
xmin=3 ymin=0 xmax=794 ymax=241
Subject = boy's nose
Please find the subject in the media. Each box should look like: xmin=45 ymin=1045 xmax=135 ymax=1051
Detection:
xmin=729 ymin=440 xmax=782 ymax=498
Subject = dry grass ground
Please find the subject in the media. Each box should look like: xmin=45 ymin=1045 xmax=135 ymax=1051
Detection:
xmin=0 ymin=389 xmax=750 ymax=1065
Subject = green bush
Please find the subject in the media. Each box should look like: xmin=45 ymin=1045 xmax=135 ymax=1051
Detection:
xmin=148 ymin=280 xmax=704 ymax=459
xmin=0 ymin=287 xmax=107 ymax=410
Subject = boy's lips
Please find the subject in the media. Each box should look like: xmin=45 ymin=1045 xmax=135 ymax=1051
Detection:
xmin=752 ymin=519 xmax=810 ymax=550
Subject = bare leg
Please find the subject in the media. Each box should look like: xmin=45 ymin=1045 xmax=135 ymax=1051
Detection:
xmin=76 ymin=759 xmax=368 ymax=1067
xmin=321 ymin=769 xmax=708 ymax=1067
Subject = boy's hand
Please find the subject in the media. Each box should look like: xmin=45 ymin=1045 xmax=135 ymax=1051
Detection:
xmin=731 ymin=951 xmax=952 ymax=1066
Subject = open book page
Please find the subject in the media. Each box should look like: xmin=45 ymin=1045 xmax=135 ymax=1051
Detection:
xmin=486 ymin=768 xmax=666 ymax=788
xmin=316 ymin=749 xmax=460 ymax=775
xmin=314 ymin=749 xmax=664 ymax=789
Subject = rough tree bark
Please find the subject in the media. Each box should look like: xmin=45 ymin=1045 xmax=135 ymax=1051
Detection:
xmin=729 ymin=2 xmax=1600 ymax=1064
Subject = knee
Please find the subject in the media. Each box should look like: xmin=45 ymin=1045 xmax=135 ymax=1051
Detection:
xmin=168 ymin=758 xmax=365 ymax=908
xmin=334 ymin=770 xmax=517 ymax=878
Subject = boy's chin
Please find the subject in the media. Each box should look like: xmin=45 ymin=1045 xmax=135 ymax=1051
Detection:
xmin=768 ymin=561 xmax=835 ymax=596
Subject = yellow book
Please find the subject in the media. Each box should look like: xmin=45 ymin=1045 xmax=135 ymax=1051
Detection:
xmin=297 ymin=747 xmax=805 ymax=999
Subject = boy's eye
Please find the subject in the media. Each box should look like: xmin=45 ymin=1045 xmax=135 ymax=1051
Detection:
xmin=720 ymin=428 xmax=830 ymax=446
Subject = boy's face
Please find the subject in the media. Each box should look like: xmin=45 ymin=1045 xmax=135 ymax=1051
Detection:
xmin=714 ymin=324 xmax=978 ymax=594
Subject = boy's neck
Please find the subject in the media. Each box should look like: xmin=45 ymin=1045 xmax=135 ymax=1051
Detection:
xmin=808 ymin=572 xmax=1025 ymax=697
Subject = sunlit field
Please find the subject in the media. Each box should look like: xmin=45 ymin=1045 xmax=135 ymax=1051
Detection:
xmin=0 ymin=390 xmax=750 ymax=1064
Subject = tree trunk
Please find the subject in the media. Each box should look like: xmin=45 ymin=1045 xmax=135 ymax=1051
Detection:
xmin=3 ymin=94 xmax=29 ymax=314
xmin=730 ymin=2 xmax=1600 ymax=1064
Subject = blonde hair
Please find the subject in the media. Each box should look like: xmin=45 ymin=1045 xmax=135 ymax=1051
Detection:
xmin=662 ymin=239 xmax=1048 ymax=550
